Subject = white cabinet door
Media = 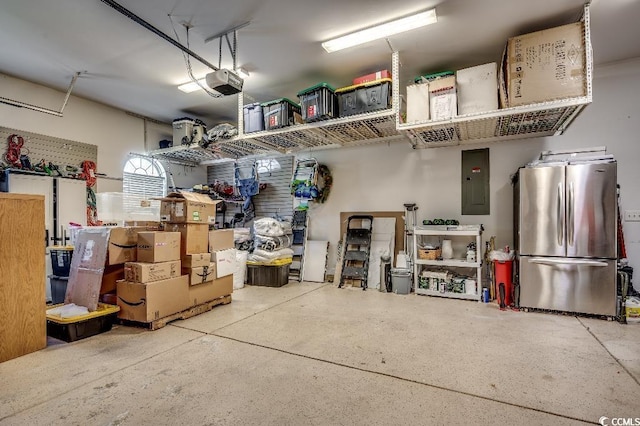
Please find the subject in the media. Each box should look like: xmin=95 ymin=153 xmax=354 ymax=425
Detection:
xmin=57 ymin=178 xmax=87 ymax=244
xmin=8 ymin=174 xmax=53 ymax=242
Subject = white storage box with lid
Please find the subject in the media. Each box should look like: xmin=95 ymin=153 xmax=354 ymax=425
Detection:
xmin=172 ymin=118 xmax=206 ymax=146
xmin=406 ymin=83 xmax=430 ymax=123
xmin=456 ymin=63 xmax=498 ymax=115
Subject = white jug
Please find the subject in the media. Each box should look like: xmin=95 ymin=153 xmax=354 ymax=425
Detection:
xmin=441 ymin=240 xmax=453 ymax=259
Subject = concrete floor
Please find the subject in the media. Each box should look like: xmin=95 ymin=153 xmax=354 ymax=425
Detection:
xmin=1 ymin=282 xmax=640 ymax=425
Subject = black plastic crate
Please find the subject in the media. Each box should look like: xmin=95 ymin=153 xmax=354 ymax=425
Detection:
xmin=247 ymin=264 xmax=290 ymax=287
xmin=49 ymin=275 xmax=69 ymax=304
xmin=243 ymin=102 xmax=265 ymax=133
xmin=297 ymin=83 xmax=338 ymax=122
xmin=261 ymin=98 xmax=301 ymax=130
xmin=46 ymin=303 xmax=119 ymax=342
xmin=336 ymin=78 xmax=392 ymax=117
xmin=50 ymin=247 xmax=73 ymax=276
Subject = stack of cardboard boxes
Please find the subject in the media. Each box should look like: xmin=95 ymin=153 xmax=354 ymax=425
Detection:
xmin=115 ymin=191 xmax=234 ymax=323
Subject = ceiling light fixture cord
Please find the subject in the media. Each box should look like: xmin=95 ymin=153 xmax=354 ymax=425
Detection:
xmin=169 ymin=15 xmax=221 ymax=98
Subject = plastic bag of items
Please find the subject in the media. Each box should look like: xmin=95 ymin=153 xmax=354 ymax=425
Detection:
xmin=254 ymin=234 xmax=292 ymax=252
xmin=489 ymin=248 xmax=515 ymax=261
xmin=253 ymin=217 xmax=290 ymax=237
xmin=248 ymin=248 xmax=294 ymax=264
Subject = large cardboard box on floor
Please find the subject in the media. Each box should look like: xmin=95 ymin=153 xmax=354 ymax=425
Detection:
xmin=456 ymin=63 xmax=498 ymax=115
xmin=124 ymin=260 xmax=181 ymax=283
xmin=209 ymin=229 xmax=235 ymax=252
xmin=183 ymin=263 xmax=216 ymax=286
xmin=158 ymin=191 xmax=219 ymax=224
xmin=212 ymin=248 xmax=236 ymax=278
xmin=164 ymin=223 xmax=209 ymax=256
xmin=137 ymin=231 xmax=181 ymax=263
xmin=188 ymin=275 xmax=233 ymax=307
xmin=117 ymin=275 xmax=190 ymax=322
xmin=182 ymin=253 xmax=210 ymax=268
xmin=506 ymin=22 xmax=585 ymax=107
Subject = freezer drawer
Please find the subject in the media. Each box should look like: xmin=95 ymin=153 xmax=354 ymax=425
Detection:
xmin=519 ymin=256 xmax=617 ymax=316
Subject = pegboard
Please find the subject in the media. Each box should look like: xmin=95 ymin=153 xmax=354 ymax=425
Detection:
xmin=0 ymin=127 xmax=98 ymax=168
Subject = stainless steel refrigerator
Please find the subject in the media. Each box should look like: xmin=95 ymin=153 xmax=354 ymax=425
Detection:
xmin=517 ymin=159 xmax=617 ymax=316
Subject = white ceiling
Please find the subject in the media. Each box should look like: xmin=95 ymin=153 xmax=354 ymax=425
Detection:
xmin=1 ymin=0 xmax=638 ymax=126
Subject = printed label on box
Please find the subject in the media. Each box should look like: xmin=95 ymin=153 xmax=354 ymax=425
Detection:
xmin=175 ymin=203 xmax=184 ymax=217
xmin=192 ymin=211 xmax=201 ymax=221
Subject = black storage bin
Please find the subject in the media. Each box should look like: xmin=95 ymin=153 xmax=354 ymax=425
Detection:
xmin=49 ymin=275 xmax=69 ymax=304
xmin=50 ymin=247 xmax=73 ymax=276
xmin=297 ymin=83 xmax=338 ymax=122
xmin=336 ymin=78 xmax=392 ymax=117
xmin=247 ymin=264 xmax=290 ymax=287
xmin=243 ymin=102 xmax=265 ymax=133
xmin=262 ymin=98 xmax=301 ymax=130
xmin=46 ymin=303 xmax=119 ymax=342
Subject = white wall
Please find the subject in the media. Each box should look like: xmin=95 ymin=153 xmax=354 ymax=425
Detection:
xmin=0 ymin=73 xmax=205 ymax=192
xmin=302 ymin=59 xmax=640 ymax=287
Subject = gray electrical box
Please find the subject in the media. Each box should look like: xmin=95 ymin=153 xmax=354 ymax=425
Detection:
xmin=462 ymin=148 xmax=490 ymax=215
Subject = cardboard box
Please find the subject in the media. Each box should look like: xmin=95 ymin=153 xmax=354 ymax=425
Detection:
xmin=116 ymin=275 xmax=190 ymax=323
xmin=164 ymin=223 xmax=209 ymax=256
xmin=406 ymin=83 xmax=430 ymax=123
xmin=123 ymin=221 xmax=162 ymax=228
xmin=353 ymin=69 xmax=391 ymax=85
xmin=183 ymin=263 xmax=216 ymax=286
xmin=158 ymin=191 xmax=219 ymax=224
xmin=188 ymin=275 xmax=233 ymax=307
xmin=137 ymin=232 xmax=181 ymax=263
xmin=456 ymin=63 xmax=498 ymax=115
xmin=124 ymin=260 xmax=181 ymax=283
xmin=212 ymin=248 xmax=236 ymax=278
xmin=182 ymin=253 xmax=211 ymax=268
xmin=100 ymin=264 xmax=124 ymax=294
xmin=506 ymin=22 xmax=585 ymax=107
xmin=107 ymin=227 xmax=141 ymax=265
xmin=208 ymin=229 xmax=235 ymax=252
xmin=429 ymin=76 xmax=457 ymax=121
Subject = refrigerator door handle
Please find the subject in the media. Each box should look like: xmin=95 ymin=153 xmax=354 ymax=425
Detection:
xmin=557 ymin=183 xmax=564 ymax=246
xmin=568 ymin=181 xmax=574 ymax=247
xmin=528 ymin=257 xmax=609 ymax=267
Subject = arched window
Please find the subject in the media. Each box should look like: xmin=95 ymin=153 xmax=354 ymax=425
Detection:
xmin=122 ymin=155 xmax=167 ymax=214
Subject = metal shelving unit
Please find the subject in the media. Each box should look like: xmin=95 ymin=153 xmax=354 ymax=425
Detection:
xmin=151 ymin=4 xmax=592 ymax=163
xmin=392 ymin=3 xmax=593 ymax=149
xmin=413 ymin=225 xmax=483 ymax=301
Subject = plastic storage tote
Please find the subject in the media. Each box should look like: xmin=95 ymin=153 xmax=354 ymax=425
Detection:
xmin=390 ymin=268 xmax=412 ymax=294
xmin=243 ymin=102 xmax=265 ymax=133
xmin=50 ymin=246 xmax=73 ymax=276
xmin=46 ymin=303 xmax=120 ymax=342
xmin=336 ymin=78 xmax=392 ymax=117
xmin=247 ymin=264 xmax=290 ymax=287
xmin=49 ymin=275 xmax=69 ymax=304
xmin=297 ymin=83 xmax=338 ymax=122
xmin=261 ymin=98 xmax=301 ymax=130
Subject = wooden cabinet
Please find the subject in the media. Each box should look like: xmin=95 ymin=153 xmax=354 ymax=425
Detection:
xmin=0 ymin=193 xmax=46 ymax=363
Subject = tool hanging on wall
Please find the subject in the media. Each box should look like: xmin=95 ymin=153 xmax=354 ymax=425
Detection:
xmin=80 ymin=160 xmax=99 ymax=226
xmin=234 ymin=159 xmax=260 ymax=214
xmin=5 ymin=134 xmax=26 ymax=168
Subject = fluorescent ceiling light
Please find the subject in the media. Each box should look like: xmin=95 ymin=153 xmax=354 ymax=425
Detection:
xmin=177 ymin=68 xmax=249 ymax=93
xmin=321 ymin=8 xmax=437 ymax=53
xmin=177 ymin=78 xmax=206 ymax=93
